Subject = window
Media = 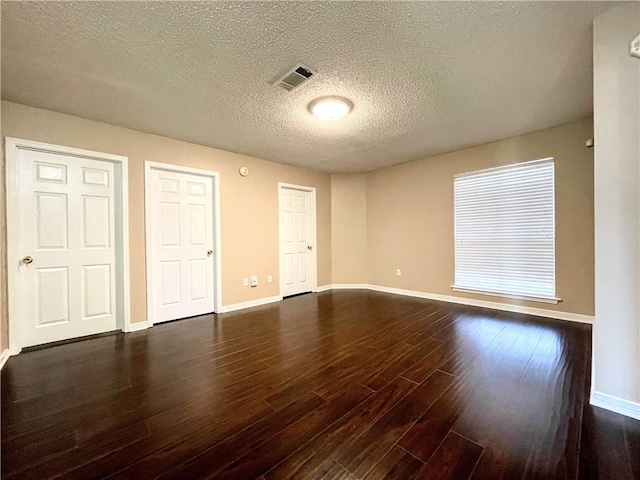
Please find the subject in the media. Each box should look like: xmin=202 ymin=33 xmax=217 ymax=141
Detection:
xmin=453 ymin=158 xmax=558 ymax=303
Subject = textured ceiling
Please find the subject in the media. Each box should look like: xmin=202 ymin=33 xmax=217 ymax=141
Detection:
xmin=1 ymin=1 xmax=619 ymax=172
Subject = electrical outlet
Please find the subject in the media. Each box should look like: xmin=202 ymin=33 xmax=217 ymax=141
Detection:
xmin=396 ymin=269 xmax=402 ymax=276
xmin=243 ymin=278 xmax=249 ymax=287
xmin=251 ymin=276 xmax=258 ymax=287
xmin=267 ymin=275 xmax=273 ymax=283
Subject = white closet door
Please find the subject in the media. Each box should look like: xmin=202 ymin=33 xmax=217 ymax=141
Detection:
xmin=18 ymin=149 xmax=116 ymax=347
xmin=281 ymin=187 xmax=312 ymax=297
xmin=149 ymin=169 xmax=215 ymax=323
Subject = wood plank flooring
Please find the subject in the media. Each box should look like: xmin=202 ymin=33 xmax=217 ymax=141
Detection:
xmin=1 ymin=290 xmax=637 ymax=479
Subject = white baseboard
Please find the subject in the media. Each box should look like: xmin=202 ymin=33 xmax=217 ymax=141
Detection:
xmin=208 ymin=284 xmax=592 ymax=324
xmin=0 ymin=349 xmax=10 ymax=370
xmin=321 ymin=284 xmax=593 ymax=324
xmin=324 ymin=284 xmax=370 ymax=290
xmin=315 ymin=285 xmax=334 ymax=292
xmin=591 ymin=390 xmax=640 ymax=420
xmin=126 ymin=321 xmax=150 ymax=333
xmin=220 ymin=295 xmax=283 ymax=314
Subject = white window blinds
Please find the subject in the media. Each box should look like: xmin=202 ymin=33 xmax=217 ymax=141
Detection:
xmin=453 ymin=158 xmax=557 ymax=301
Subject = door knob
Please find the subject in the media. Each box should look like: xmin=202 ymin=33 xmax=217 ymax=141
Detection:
xmin=22 ymin=256 xmax=34 ymax=265
xmin=307 ymin=245 xmax=313 ymax=251
xmin=207 ymin=250 xmax=213 ymax=256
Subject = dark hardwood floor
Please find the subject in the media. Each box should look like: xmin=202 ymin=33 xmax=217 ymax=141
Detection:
xmin=2 ymin=290 xmax=638 ymax=479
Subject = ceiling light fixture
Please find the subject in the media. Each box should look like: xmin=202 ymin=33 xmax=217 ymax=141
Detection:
xmin=308 ymin=96 xmax=353 ymax=121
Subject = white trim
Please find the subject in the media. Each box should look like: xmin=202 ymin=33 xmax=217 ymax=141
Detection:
xmin=132 ymin=283 xmax=593 ymax=325
xmin=313 ymin=284 xmax=593 ymax=324
xmin=127 ymin=321 xmax=150 ymax=333
xmin=118 ymin=156 xmax=132 ymax=333
xmin=219 ymin=295 xmax=283 ymax=314
xmin=0 ymin=349 xmax=10 ymax=370
xmin=144 ymin=161 xmax=223 ymax=326
xmin=278 ymin=183 xmax=318 ymax=296
xmin=367 ymin=285 xmax=591 ymax=324
xmin=451 ymin=286 xmax=561 ymax=305
xmin=5 ymin=138 xmax=131 ymax=355
xmin=590 ymin=390 xmax=640 ymax=420
xmin=315 ymin=285 xmax=334 ymax=292
xmin=325 ymin=284 xmax=370 ymax=290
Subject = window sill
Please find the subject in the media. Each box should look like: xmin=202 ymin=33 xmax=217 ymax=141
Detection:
xmin=451 ymin=286 xmax=561 ymax=305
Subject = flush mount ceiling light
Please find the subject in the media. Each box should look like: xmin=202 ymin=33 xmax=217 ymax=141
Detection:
xmin=308 ymin=96 xmax=353 ymax=121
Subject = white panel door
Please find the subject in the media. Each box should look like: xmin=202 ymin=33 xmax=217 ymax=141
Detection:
xmin=281 ymin=188 xmax=312 ymax=297
xmin=149 ymin=169 xmax=215 ymax=323
xmin=17 ymin=149 xmax=116 ymax=348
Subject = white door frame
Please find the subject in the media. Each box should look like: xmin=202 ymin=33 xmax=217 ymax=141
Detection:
xmin=278 ymin=182 xmax=318 ymax=297
xmin=144 ymin=161 xmax=222 ymax=325
xmin=5 ymin=137 xmax=131 ymax=355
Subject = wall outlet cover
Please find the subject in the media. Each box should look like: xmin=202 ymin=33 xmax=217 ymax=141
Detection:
xmin=243 ymin=278 xmax=249 ymax=287
xmin=267 ymin=275 xmax=273 ymax=283
xmin=251 ymin=276 xmax=258 ymax=287
xmin=396 ymin=269 xmax=402 ymax=276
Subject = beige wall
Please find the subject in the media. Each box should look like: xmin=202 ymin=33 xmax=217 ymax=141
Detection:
xmin=331 ymin=174 xmax=368 ymax=284
xmin=1 ymin=101 xmax=332 ymax=330
xmin=366 ymin=119 xmax=595 ymax=316
xmin=593 ymin=4 xmax=640 ymax=404
xmin=0 ymin=101 xmax=596 ymax=352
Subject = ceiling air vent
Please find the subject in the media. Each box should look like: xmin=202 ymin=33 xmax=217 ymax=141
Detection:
xmin=273 ymin=63 xmax=316 ymax=92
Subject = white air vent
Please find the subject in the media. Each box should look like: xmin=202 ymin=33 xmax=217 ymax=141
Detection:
xmin=273 ymin=64 xmax=316 ymax=92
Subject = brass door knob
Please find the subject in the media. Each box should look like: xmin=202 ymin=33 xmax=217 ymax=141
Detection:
xmin=207 ymin=250 xmax=213 ymax=256
xmin=22 ymin=256 xmax=34 ymax=265
xmin=307 ymin=245 xmax=313 ymax=251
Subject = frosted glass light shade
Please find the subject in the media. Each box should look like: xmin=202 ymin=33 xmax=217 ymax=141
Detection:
xmin=308 ymin=96 xmax=353 ymax=121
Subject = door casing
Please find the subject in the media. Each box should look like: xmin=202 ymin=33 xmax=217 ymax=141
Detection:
xmin=278 ymin=182 xmax=318 ymax=297
xmin=144 ymin=161 xmax=222 ymax=325
xmin=5 ymin=137 xmax=131 ymax=355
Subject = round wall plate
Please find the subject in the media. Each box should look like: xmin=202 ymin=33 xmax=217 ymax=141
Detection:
xmin=239 ymin=166 xmax=249 ymax=177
